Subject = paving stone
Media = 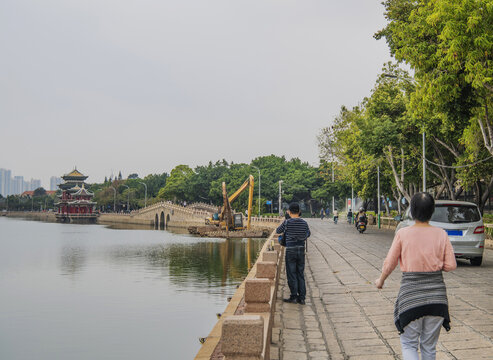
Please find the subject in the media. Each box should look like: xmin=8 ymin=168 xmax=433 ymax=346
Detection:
xmin=308 ymin=351 xmax=330 ymax=359
xmin=283 ymin=351 xmax=307 ymax=360
xmin=283 ymin=341 xmax=307 ymax=352
xmin=306 ymin=330 xmax=323 ymax=339
xmin=274 ymin=220 xmax=493 ymax=360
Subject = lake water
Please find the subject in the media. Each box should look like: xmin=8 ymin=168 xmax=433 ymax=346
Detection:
xmin=0 ymin=217 xmax=263 ymax=360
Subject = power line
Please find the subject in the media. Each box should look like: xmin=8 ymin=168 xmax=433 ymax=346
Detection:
xmin=425 ymin=155 xmax=493 ymax=169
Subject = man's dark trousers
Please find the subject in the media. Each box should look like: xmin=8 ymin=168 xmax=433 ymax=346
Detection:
xmin=285 ymin=247 xmax=306 ymax=300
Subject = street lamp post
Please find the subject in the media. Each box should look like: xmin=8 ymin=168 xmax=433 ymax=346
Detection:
xmin=278 ymin=180 xmax=283 ymax=216
xmin=122 ymin=185 xmax=130 ymax=212
xmin=109 ymin=186 xmax=116 ymax=212
xmin=251 ymin=166 xmax=261 ymax=217
xmin=139 ymin=181 xmax=147 ymax=208
xmin=332 ymin=161 xmax=335 ymax=213
xmin=377 ymin=165 xmax=381 ymax=229
xmin=351 ymin=182 xmax=354 ymax=225
xmin=423 ymin=131 xmax=426 ymax=191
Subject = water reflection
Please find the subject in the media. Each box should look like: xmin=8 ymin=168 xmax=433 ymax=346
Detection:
xmin=103 ymin=238 xmax=262 ymax=290
xmin=0 ymin=217 xmax=265 ymax=360
xmin=60 ymin=245 xmax=87 ymax=276
xmin=102 ymin=222 xmax=192 ymax=235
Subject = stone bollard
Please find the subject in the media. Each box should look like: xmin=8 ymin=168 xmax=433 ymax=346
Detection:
xmin=245 ymin=279 xmax=271 ymax=313
xmin=221 ymin=315 xmax=264 ymax=360
xmin=256 ymin=261 xmax=276 ymax=284
xmin=262 ymin=250 xmax=278 ymax=263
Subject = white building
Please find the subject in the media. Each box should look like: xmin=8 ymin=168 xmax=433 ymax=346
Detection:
xmin=0 ymin=169 xmax=12 ymax=196
xmin=50 ymin=176 xmax=62 ymax=191
xmin=30 ymin=179 xmax=42 ymax=191
xmin=12 ymin=176 xmax=24 ymax=195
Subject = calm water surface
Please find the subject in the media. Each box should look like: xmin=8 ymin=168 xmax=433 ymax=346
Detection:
xmin=0 ymin=217 xmax=263 ymax=360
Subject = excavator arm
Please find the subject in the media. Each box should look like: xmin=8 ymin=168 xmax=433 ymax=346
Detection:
xmin=218 ymin=175 xmax=255 ymax=229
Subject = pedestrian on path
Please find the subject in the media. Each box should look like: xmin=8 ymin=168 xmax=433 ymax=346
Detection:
xmin=320 ymin=208 xmax=324 ymax=220
xmin=277 ymin=202 xmax=311 ymax=305
xmin=375 ymin=192 xmax=457 ymax=360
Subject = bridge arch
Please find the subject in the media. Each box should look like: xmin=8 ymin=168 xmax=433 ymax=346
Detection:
xmin=166 ymin=214 xmax=170 ymax=226
xmin=160 ymin=211 xmax=165 ymax=230
xmin=154 ymin=214 xmax=158 ymax=229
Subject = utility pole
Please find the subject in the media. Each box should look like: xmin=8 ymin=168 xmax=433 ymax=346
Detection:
xmin=109 ymin=186 xmax=116 ymax=212
xmin=278 ymin=180 xmax=283 ymax=216
xmin=332 ymin=161 xmax=335 ymax=213
xmin=139 ymin=181 xmax=147 ymax=208
xmin=122 ymin=185 xmax=130 ymax=212
xmin=251 ymin=166 xmax=261 ymax=217
xmin=351 ymin=183 xmax=354 ymax=224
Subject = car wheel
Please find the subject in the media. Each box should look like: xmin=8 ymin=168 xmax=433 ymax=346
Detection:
xmin=470 ymin=257 xmax=483 ymax=266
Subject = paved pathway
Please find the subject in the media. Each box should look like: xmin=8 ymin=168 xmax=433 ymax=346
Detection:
xmin=270 ymin=219 xmax=493 ymax=360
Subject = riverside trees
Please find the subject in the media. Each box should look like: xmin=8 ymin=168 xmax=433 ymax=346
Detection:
xmin=320 ymin=0 xmax=493 ymax=212
xmin=90 ymin=156 xmax=328 ymax=215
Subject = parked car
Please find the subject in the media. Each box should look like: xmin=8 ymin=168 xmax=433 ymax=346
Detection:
xmin=395 ymin=200 xmax=485 ymax=266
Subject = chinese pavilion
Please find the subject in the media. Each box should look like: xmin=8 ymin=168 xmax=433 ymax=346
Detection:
xmin=55 ymin=168 xmax=98 ymax=223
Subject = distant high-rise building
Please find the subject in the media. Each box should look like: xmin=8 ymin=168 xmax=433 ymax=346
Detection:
xmin=30 ymin=179 xmax=41 ymax=191
xmin=50 ymin=176 xmax=62 ymax=191
xmin=0 ymin=169 xmax=12 ymax=196
xmin=0 ymin=169 xmax=44 ymax=195
xmin=13 ymin=176 xmax=24 ymax=195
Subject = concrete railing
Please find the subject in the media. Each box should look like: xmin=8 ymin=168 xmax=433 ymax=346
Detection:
xmin=195 ymin=230 xmax=283 ymax=360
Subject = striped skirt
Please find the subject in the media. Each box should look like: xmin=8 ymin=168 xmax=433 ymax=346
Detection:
xmin=394 ymin=271 xmax=451 ymax=334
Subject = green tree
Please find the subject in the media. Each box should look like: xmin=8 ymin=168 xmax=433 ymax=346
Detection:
xmin=376 ymin=0 xmax=493 ymax=209
xmin=33 ymin=187 xmax=47 ymax=197
xmin=158 ymin=165 xmax=194 ymax=201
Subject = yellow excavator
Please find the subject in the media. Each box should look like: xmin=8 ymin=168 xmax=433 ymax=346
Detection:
xmin=206 ymin=175 xmax=254 ymax=231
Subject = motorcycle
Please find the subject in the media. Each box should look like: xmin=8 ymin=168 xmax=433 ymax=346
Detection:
xmin=356 ymin=216 xmax=367 ymax=234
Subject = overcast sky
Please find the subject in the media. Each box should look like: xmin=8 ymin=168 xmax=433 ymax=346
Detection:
xmin=1 ymin=0 xmax=392 ymax=187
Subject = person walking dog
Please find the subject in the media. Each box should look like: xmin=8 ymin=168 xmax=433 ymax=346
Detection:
xmin=277 ymin=203 xmax=311 ymax=305
xmin=375 ymin=192 xmax=456 ymax=360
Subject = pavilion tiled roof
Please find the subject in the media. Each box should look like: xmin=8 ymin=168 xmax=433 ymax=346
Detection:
xmin=69 ymin=184 xmax=81 ymax=192
xmin=65 ymin=168 xmax=85 ymax=177
xmin=72 ymin=184 xmax=94 ymax=196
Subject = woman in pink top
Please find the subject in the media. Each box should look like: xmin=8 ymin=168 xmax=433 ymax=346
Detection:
xmin=375 ymin=192 xmax=456 ymax=360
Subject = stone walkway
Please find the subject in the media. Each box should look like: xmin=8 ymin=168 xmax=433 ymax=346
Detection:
xmin=270 ymin=219 xmax=493 ymax=360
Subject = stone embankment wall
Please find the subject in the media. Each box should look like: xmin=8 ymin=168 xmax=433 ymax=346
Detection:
xmin=4 ymin=211 xmax=56 ymax=222
xmin=3 ymin=203 xmax=283 ymax=230
xmin=195 ymin=228 xmax=284 ymax=360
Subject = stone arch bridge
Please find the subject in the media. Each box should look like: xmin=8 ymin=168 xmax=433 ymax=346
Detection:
xmin=98 ymin=202 xmax=281 ymax=230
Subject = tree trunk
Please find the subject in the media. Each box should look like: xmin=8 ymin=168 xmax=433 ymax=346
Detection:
xmin=478 ymin=175 xmax=493 ymax=213
xmin=478 ymin=101 xmax=493 ymax=155
xmin=385 ymin=146 xmax=411 ymax=202
xmin=391 ymin=187 xmax=402 ymax=214
xmin=435 ymin=184 xmax=446 ymax=199
xmin=384 ymin=197 xmax=390 ymax=214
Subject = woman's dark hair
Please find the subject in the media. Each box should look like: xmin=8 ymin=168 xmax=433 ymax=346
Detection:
xmin=410 ymin=192 xmax=435 ymax=222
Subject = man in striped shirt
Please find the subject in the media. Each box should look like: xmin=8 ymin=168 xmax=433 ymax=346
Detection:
xmin=276 ymin=203 xmax=311 ymax=305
